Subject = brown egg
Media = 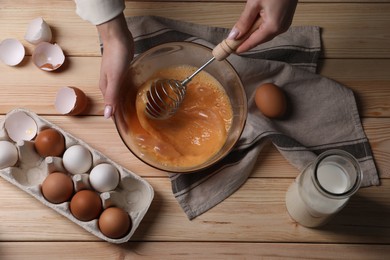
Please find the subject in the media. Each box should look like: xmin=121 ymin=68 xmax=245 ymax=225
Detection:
xmin=34 ymin=128 xmax=65 ymax=157
xmin=98 ymin=207 xmax=132 ymax=239
xmin=70 ymin=190 xmax=102 ymax=221
xmin=41 ymin=172 xmax=74 ymax=204
xmin=254 ymin=83 xmax=287 ymax=119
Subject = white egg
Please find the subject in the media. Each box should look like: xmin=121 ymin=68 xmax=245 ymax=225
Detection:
xmin=0 ymin=38 xmax=25 ymax=66
xmin=62 ymin=145 xmax=92 ymax=174
xmin=0 ymin=141 xmax=19 ymax=169
xmin=4 ymin=111 xmax=38 ymax=142
xmin=89 ymin=163 xmax=120 ymax=192
xmin=24 ymin=17 xmax=52 ymax=45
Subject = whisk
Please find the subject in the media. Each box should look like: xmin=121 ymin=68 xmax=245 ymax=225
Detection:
xmin=145 ymin=18 xmax=262 ymax=120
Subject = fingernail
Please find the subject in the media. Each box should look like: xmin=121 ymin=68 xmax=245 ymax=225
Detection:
xmin=104 ymin=105 xmax=113 ymax=119
xmin=227 ymin=27 xmax=239 ymax=39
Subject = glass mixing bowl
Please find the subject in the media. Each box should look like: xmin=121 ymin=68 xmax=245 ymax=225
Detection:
xmin=114 ymin=42 xmax=247 ymax=173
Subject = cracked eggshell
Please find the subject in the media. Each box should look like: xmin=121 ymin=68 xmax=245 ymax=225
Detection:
xmin=0 ymin=38 xmax=25 ymax=66
xmin=32 ymin=42 xmax=65 ymax=71
xmin=4 ymin=111 xmax=38 ymax=142
xmin=24 ymin=17 xmax=52 ymax=45
xmin=55 ymin=87 xmax=88 ymax=115
xmin=0 ymin=141 xmax=19 ymax=169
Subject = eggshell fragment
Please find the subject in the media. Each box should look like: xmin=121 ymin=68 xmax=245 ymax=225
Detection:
xmin=24 ymin=17 xmax=52 ymax=45
xmin=0 ymin=141 xmax=19 ymax=169
xmin=89 ymin=163 xmax=120 ymax=193
xmin=55 ymin=87 xmax=88 ymax=115
xmin=0 ymin=38 xmax=25 ymax=66
xmin=255 ymin=83 xmax=287 ymax=119
xmin=32 ymin=42 xmax=65 ymax=71
xmin=63 ymin=145 xmax=93 ymax=174
xmin=98 ymin=207 xmax=132 ymax=239
xmin=4 ymin=111 xmax=38 ymax=142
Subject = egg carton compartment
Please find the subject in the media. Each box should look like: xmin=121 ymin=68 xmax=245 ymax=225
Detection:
xmin=0 ymin=108 xmax=154 ymax=243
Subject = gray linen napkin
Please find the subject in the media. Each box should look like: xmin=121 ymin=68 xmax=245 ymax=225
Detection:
xmin=123 ymin=16 xmax=379 ymax=219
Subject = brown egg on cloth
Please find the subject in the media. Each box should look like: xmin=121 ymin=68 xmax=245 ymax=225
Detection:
xmin=41 ymin=172 xmax=74 ymax=204
xmin=70 ymin=190 xmax=102 ymax=221
xmin=98 ymin=207 xmax=132 ymax=239
xmin=254 ymin=83 xmax=287 ymax=119
xmin=34 ymin=128 xmax=65 ymax=157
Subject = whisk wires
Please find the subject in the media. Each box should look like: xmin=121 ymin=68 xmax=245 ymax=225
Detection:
xmin=145 ymin=57 xmax=216 ymax=120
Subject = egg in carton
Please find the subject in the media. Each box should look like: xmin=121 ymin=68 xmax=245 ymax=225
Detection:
xmin=0 ymin=108 xmax=154 ymax=243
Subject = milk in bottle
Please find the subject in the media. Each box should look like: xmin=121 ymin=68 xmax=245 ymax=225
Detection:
xmin=285 ymin=150 xmax=362 ymax=227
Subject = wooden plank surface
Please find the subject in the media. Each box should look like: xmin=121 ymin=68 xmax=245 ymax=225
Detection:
xmin=0 ymin=242 xmax=389 ymax=259
xmin=0 ymin=176 xmax=389 ymax=243
xmin=0 ymin=115 xmax=388 ymax=179
xmin=0 ymin=0 xmax=389 ymax=258
xmin=1 ymin=57 xmax=390 ymax=118
xmin=1 ymin=2 xmax=390 ymax=58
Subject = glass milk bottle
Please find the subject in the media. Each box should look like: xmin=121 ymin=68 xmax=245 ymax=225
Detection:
xmin=285 ymin=150 xmax=363 ymax=228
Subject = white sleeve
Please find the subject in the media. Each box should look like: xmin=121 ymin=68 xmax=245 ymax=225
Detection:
xmin=75 ymin=0 xmax=125 ymax=25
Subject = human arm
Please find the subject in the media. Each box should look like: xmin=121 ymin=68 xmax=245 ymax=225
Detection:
xmin=228 ymin=0 xmax=298 ymax=53
xmin=97 ymin=14 xmax=134 ymax=118
xmin=75 ymin=0 xmax=134 ymax=118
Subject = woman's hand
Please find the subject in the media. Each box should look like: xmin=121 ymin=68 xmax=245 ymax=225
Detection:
xmin=97 ymin=13 xmax=134 ymax=119
xmin=229 ymin=0 xmax=298 ymax=53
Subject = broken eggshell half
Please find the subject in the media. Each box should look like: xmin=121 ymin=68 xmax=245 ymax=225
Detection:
xmin=32 ymin=42 xmax=65 ymax=71
xmin=24 ymin=17 xmax=53 ymax=45
xmin=55 ymin=86 xmax=88 ymax=115
xmin=4 ymin=110 xmax=38 ymax=142
xmin=0 ymin=38 xmax=25 ymax=66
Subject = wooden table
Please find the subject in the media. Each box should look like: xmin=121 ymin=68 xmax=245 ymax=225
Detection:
xmin=1 ymin=0 xmax=389 ymax=259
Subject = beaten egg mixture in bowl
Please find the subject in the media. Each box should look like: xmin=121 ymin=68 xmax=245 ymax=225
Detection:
xmin=114 ymin=42 xmax=247 ymax=173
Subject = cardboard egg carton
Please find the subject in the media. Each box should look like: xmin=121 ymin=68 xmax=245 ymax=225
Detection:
xmin=0 ymin=108 xmax=154 ymax=243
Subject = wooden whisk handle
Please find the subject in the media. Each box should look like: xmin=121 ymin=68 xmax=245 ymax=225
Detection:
xmin=212 ymin=17 xmax=262 ymax=61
